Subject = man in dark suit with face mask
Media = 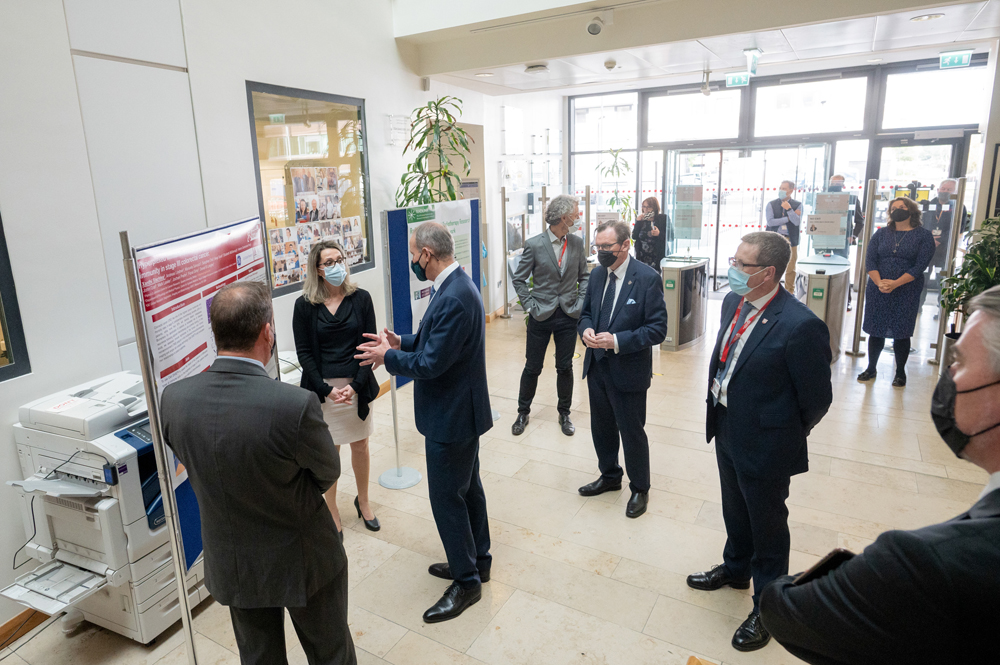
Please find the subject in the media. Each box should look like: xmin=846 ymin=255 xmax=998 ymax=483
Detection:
xmin=759 ymin=284 xmax=1000 ymax=665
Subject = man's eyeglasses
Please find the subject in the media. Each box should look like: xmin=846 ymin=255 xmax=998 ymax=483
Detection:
xmin=728 ymin=257 xmax=763 ymax=270
xmin=318 ymin=258 xmax=346 ymax=268
xmin=595 ymin=243 xmax=621 ymax=252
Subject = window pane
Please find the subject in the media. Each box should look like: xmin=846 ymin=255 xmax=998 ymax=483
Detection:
xmin=572 ymin=151 xmax=637 ymax=241
xmin=832 ymin=139 xmax=870 ymax=195
xmin=647 ymin=90 xmax=741 ymax=143
xmin=754 ymin=77 xmax=867 ymax=137
xmin=572 ymin=93 xmax=637 ymax=152
xmin=882 ymin=67 xmax=988 ymax=129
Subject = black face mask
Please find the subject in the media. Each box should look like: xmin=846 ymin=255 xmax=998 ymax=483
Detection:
xmin=930 ymin=369 xmax=1000 ymax=457
xmin=597 ymin=249 xmax=618 ymax=268
xmin=828 ymin=184 xmax=844 ymax=192
xmin=890 ymin=208 xmax=911 ymax=222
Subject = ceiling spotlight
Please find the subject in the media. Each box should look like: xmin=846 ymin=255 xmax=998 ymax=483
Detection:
xmin=911 ymin=13 xmax=945 ymax=21
xmin=868 ymin=58 xmax=883 ymax=63
xmin=525 ymin=64 xmax=549 ymax=74
xmin=588 ymin=17 xmax=604 ymax=35
xmin=475 ymin=72 xmax=494 ymax=77
xmin=701 ymin=70 xmax=712 ymax=97
xmin=604 ymin=58 xmax=617 ymax=71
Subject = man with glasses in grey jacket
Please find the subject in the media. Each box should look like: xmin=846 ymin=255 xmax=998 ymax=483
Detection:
xmin=511 ymin=195 xmax=590 ymax=437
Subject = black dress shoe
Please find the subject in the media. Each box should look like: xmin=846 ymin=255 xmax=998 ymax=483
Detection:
xmin=422 ymin=582 xmax=481 ymax=623
xmin=558 ymin=414 xmax=575 ymax=436
xmin=857 ymin=368 xmax=877 ymax=382
xmin=511 ymin=413 xmax=529 ymax=436
xmin=892 ymin=373 xmax=907 ymax=387
xmin=428 ymin=562 xmax=490 ymax=583
xmin=355 ymin=496 xmax=380 ymax=532
xmin=625 ymin=491 xmax=648 ymax=518
xmin=686 ymin=564 xmax=751 ymax=591
xmin=732 ymin=610 xmax=770 ymax=651
xmin=578 ymin=477 xmax=622 ymax=497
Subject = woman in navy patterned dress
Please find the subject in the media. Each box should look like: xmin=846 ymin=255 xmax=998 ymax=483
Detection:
xmin=858 ymin=197 xmax=936 ymax=386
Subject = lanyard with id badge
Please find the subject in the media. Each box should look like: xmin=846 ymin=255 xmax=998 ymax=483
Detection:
xmin=711 ymin=291 xmax=779 ymax=402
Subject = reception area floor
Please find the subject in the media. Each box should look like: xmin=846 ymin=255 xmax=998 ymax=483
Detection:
xmin=2 ymin=296 xmax=985 ymax=665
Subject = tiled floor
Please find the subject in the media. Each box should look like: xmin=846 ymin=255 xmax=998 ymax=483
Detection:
xmin=3 ymin=295 xmax=987 ymax=665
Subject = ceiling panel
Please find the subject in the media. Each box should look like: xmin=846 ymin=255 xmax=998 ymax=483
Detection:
xmin=791 ymin=42 xmax=874 ymax=60
xmin=627 ymin=40 xmax=724 ymax=70
xmin=567 ymin=50 xmax=664 ymax=76
xmin=873 ymin=3 xmax=987 ymax=41
xmin=782 ymin=17 xmax=876 ymax=51
xmin=958 ymin=25 xmax=1000 ymax=40
xmin=968 ymin=0 xmax=1000 ymax=29
xmin=698 ymin=30 xmax=793 ymax=60
xmin=872 ymin=30 xmax=968 ymax=50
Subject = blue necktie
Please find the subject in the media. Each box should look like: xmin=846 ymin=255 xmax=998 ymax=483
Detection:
xmin=714 ymin=301 xmax=754 ymax=404
xmin=594 ymin=272 xmax=618 ymax=361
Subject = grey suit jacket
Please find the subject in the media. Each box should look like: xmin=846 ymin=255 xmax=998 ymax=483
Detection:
xmin=512 ymin=229 xmax=589 ymax=321
xmin=160 ymin=357 xmax=344 ymax=609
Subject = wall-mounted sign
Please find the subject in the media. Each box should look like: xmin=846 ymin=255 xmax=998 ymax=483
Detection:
xmin=940 ymin=50 xmax=973 ymax=69
xmin=726 ymin=72 xmax=750 ymax=87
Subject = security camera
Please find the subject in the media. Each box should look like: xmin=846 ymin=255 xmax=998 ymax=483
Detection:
xmin=604 ymin=59 xmax=617 ymax=71
xmin=587 ymin=17 xmax=604 ymax=35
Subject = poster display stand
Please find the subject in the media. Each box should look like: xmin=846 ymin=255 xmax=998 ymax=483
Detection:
xmin=378 ymin=200 xmax=481 ymax=490
xmin=120 ymin=217 xmax=273 ymax=665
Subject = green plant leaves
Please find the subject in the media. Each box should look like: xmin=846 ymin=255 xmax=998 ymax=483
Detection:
xmin=396 ymin=96 xmax=475 ymax=208
xmin=940 ymin=216 xmax=1000 ymax=316
xmin=597 ymin=148 xmax=636 ymax=224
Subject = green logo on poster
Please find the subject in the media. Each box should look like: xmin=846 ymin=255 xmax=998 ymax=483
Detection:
xmin=406 ymin=207 xmax=436 ymax=224
xmin=812 ymin=288 xmax=825 ymax=299
xmin=665 ymin=279 xmax=676 ymax=289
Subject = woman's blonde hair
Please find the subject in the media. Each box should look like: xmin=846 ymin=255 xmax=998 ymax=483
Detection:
xmin=302 ymin=239 xmax=357 ymax=304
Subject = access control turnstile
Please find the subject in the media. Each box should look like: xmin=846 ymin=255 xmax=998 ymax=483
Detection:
xmin=660 ymin=256 xmax=709 ymax=351
xmin=795 ymin=254 xmax=851 ymax=361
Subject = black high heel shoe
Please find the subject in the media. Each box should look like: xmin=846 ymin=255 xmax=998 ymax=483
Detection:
xmin=355 ymin=496 xmax=380 ymax=532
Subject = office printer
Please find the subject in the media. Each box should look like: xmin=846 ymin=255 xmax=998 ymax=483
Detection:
xmin=3 ymin=372 xmax=208 ymax=644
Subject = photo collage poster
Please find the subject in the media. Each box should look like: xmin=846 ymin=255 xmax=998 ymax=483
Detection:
xmin=268 ymin=165 xmax=367 ymax=287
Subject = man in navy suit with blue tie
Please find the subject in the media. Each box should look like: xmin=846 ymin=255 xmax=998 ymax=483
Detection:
xmin=356 ymin=222 xmax=493 ymax=624
xmin=687 ymin=231 xmax=832 ymax=653
xmin=577 ymin=219 xmax=668 ymax=519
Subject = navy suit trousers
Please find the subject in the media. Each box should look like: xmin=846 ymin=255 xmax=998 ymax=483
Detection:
xmin=425 ymin=436 xmax=492 ymax=587
xmin=587 ymin=357 xmax=650 ymax=493
xmin=715 ymin=406 xmax=791 ymax=609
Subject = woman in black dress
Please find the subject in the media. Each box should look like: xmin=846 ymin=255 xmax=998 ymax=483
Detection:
xmin=293 ymin=240 xmax=381 ymax=536
xmin=858 ymin=197 xmax=936 ymax=387
xmin=632 ymin=197 xmax=671 ymax=271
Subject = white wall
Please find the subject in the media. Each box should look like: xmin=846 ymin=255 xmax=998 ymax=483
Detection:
xmin=0 ymin=0 xmax=519 ymax=624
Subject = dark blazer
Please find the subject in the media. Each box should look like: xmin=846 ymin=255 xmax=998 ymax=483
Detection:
xmin=760 ymin=488 xmax=1000 ymax=665
xmin=292 ymin=289 xmax=379 ymax=419
xmin=577 ymin=257 xmax=668 ymax=393
xmin=705 ymin=287 xmax=832 ymax=479
xmin=384 ymin=266 xmax=492 ymax=442
xmin=512 ymin=230 xmax=589 ymax=321
xmin=160 ymin=358 xmax=343 ymax=609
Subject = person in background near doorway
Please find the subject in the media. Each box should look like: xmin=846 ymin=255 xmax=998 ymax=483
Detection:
xmin=921 ymin=179 xmax=971 ymax=318
xmin=632 ymin=197 xmax=670 ymax=271
xmin=577 ymin=220 xmax=668 ymax=519
xmin=293 ymin=240 xmax=381 ymax=538
xmin=857 ymin=197 xmax=935 ymax=387
xmin=765 ymin=180 xmax=802 ymax=294
xmin=759 ymin=285 xmax=1000 ymax=664
xmin=827 ymin=175 xmax=866 ymax=311
xmin=688 ymin=231 xmax=832 ymax=654
xmin=511 ymin=195 xmax=589 ymax=437
xmin=161 ymin=282 xmax=356 ymax=665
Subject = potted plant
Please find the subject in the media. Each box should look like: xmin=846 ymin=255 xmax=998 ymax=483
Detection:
xmin=395 ymin=96 xmax=474 ymax=207
xmin=597 ymin=148 xmax=635 ymax=225
xmin=938 ymin=216 xmax=1000 ymax=360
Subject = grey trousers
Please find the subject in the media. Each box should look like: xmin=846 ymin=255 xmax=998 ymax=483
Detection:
xmin=228 ymin=569 xmax=356 ymax=665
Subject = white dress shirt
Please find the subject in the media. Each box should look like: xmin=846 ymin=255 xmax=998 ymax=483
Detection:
xmin=222 ymin=355 xmax=266 ymax=371
xmin=429 ymin=260 xmax=461 ymax=305
xmin=980 ymin=471 xmax=1000 ymax=500
xmin=718 ymin=284 xmax=780 ymax=407
xmin=597 ymin=254 xmax=630 ymax=354
xmin=548 ymin=227 xmax=568 ymax=276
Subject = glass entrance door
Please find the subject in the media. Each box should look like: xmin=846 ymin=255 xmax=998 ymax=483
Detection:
xmin=872 ymin=140 xmax=958 ymax=229
xmin=664 ymin=150 xmax=721 ymax=272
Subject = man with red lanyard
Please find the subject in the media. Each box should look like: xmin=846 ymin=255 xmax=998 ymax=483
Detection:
xmin=687 ymin=231 xmax=833 ymax=654
xmin=511 ymin=195 xmax=590 ymax=437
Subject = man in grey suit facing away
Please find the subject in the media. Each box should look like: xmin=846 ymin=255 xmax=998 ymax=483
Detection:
xmin=511 ymin=195 xmax=590 ymax=437
xmin=161 ymin=282 xmax=355 ymax=665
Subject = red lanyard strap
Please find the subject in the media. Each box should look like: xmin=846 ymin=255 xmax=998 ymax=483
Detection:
xmin=719 ymin=291 xmax=779 ymax=364
xmin=558 ymin=237 xmax=567 ymax=267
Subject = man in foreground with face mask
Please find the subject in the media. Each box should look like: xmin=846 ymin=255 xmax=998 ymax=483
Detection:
xmin=758 ymin=284 xmax=1000 ymax=664
xmin=355 ymin=222 xmax=493 ymax=624
xmin=688 ymin=231 xmax=832 ymax=653
xmin=576 ymin=220 xmax=667 ymax=519
xmin=511 ymin=195 xmax=590 ymax=437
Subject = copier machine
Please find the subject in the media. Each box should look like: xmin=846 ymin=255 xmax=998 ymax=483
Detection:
xmin=3 ymin=372 xmax=208 ymax=644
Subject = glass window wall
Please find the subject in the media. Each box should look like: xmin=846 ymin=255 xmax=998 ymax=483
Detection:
xmin=882 ymin=67 xmax=989 ymax=129
xmin=754 ymin=77 xmax=868 ymax=137
xmin=647 ymin=90 xmax=741 ymax=143
xmin=572 ymin=93 xmax=638 ymax=153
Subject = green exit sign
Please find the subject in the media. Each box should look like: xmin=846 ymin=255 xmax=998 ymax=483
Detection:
xmin=940 ymin=51 xmax=972 ymax=69
xmin=726 ymin=72 xmax=750 ymax=87
xmin=268 ymin=113 xmax=285 ymax=123
xmin=812 ymin=287 xmax=825 ymax=299
xmin=664 ymin=279 xmax=676 ymax=290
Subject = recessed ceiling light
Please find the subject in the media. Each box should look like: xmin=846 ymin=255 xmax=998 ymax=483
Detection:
xmin=868 ymin=58 xmax=883 ymax=63
xmin=911 ymin=13 xmax=945 ymax=22
xmin=475 ymin=73 xmax=494 ymax=78
xmin=525 ymin=64 xmax=549 ymax=74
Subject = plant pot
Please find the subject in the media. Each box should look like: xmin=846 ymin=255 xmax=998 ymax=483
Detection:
xmin=940 ymin=331 xmax=961 ymax=374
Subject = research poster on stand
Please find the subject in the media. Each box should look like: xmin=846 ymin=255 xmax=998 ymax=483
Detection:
xmin=405 ymin=200 xmax=474 ymax=330
xmin=132 ymin=216 xmax=268 ymax=570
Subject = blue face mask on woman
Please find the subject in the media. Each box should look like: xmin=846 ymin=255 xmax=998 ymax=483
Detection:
xmin=727 ymin=266 xmax=766 ymax=296
xmin=323 ymin=263 xmax=346 ymax=286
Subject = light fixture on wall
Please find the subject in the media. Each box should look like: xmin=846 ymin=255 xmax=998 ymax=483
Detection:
xmin=475 ymin=72 xmax=494 ymax=77
xmin=910 ymin=13 xmax=945 ymax=21
xmin=701 ymin=70 xmax=712 ymax=97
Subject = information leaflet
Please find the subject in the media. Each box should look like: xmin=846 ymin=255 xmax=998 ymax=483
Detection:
xmin=808 ymin=192 xmax=851 ymax=250
xmin=405 ymin=200 xmax=473 ymax=330
xmin=133 ymin=217 xmax=268 ymax=570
